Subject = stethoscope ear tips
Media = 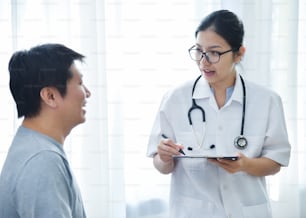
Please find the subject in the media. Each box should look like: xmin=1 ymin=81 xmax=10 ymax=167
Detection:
xmin=187 ymin=144 xmax=215 ymax=151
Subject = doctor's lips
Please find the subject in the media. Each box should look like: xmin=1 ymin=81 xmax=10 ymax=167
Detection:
xmin=202 ymin=69 xmax=215 ymax=75
xmin=161 ymin=134 xmax=186 ymax=155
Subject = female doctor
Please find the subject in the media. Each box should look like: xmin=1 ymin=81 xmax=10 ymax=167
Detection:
xmin=147 ymin=10 xmax=291 ymax=218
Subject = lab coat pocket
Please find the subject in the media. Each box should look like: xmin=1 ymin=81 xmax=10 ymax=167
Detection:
xmin=178 ymin=157 xmax=209 ymax=172
xmin=242 ymin=203 xmax=271 ymax=218
xmin=170 ymin=196 xmax=215 ymax=218
xmin=242 ymin=135 xmax=265 ymax=157
xmin=175 ymin=132 xmax=209 ymax=171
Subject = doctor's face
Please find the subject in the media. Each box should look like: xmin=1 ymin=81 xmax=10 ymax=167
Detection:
xmin=195 ymin=30 xmax=241 ymax=87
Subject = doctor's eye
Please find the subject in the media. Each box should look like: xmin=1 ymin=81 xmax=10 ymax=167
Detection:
xmin=207 ymin=51 xmax=220 ymax=57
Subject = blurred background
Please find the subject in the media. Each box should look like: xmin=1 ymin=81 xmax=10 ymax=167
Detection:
xmin=0 ymin=0 xmax=305 ymax=217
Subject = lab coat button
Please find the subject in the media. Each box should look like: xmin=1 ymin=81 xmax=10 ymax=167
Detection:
xmin=218 ymin=125 xmax=223 ymax=131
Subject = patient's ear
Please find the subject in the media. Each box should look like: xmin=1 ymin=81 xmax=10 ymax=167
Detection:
xmin=40 ymin=87 xmax=58 ymax=108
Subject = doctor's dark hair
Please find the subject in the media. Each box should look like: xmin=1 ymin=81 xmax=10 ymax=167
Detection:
xmin=195 ymin=10 xmax=244 ymax=50
xmin=8 ymin=43 xmax=85 ymax=118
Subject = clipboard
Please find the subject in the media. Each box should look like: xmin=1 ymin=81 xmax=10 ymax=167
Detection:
xmin=173 ymin=155 xmax=239 ymax=161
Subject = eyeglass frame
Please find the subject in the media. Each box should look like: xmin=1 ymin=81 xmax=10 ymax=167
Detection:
xmin=188 ymin=45 xmax=238 ymax=64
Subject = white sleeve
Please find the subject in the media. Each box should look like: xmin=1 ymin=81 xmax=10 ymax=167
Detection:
xmin=146 ymin=92 xmax=176 ymax=157
xmin=262 ymin=94 xmax=291 ymax=166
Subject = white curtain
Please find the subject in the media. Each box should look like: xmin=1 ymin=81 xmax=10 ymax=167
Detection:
xmin=0 ymin=0 xmax=306 ymax=218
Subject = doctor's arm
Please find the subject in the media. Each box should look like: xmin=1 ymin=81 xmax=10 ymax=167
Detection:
xmin=153 ymin=153 xmax=175 ymax=174
xmin=239 ymin=153 xmax=281 ymax=176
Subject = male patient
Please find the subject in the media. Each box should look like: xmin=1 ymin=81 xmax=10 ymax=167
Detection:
xmin=0 ymin=44 xmax=91 ymax=217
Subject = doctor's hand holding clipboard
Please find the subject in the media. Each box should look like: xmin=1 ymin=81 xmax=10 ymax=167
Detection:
xmin=207 ymin=152 xmax=245 ymax=174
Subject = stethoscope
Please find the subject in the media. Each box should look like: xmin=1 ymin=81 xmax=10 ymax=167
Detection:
xmin=187 ymin=74 xmax=247 ymax=150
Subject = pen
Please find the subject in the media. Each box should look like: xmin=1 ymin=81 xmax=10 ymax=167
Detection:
xmin=161 ymin=134 xmax=186 ymax=155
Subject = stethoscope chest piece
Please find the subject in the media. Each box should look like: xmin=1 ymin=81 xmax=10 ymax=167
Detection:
xmin=234 ymin=135 xmax=248 ymax=150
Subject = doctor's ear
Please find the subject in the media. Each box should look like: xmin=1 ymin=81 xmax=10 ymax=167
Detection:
xmin=235 ymin=46 xmax=246 ymax=63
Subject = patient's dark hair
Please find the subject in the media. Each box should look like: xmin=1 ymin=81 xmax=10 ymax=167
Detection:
xmin=8 ymin=43 xmax=85 ymax=118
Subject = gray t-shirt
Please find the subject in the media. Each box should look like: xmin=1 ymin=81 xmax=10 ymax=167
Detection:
xmin=0 ymin=126 xmax=86 ymax=218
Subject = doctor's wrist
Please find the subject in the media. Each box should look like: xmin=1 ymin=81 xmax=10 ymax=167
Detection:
xmin=153 ymin=154 xmax=175 ymax=174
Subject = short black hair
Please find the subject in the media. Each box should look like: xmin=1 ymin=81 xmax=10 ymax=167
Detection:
xmin=8 ymin=43 xmax=85 ymax=118
xmin=195 ymin=10 xmax=244 ymax=50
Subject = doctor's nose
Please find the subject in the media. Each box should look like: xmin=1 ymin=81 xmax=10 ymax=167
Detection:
xmin=199 ymin=54 xmax=212 ymax=67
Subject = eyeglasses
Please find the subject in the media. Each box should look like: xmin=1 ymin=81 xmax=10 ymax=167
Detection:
xmin=188 ymin=45 xmax=236 ymax=63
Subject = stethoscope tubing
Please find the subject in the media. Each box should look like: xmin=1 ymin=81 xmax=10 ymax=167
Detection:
xmin=188 ymin=75 xmax=205 ymax=125
xmin=188 ymin=74 xmax=247 ymax=150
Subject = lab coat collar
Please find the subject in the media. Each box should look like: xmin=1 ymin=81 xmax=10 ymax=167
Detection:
xmin=192 ymin=72 xmax=244 ymax=105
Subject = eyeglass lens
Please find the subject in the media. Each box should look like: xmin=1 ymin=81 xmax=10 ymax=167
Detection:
xmin=189 ymin=49 xmax=220 ymax=63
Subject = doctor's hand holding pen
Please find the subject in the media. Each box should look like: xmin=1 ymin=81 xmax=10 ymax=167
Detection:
xmin=156 ymin=135 xmax=184 ymax=164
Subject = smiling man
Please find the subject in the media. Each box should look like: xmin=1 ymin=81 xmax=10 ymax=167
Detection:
xmin=0 ymin=44 xmax=91 ymax=218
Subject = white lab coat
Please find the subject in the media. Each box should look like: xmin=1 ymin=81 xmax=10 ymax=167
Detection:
xmin=147 ymin=73 xmax=291 ymax=218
